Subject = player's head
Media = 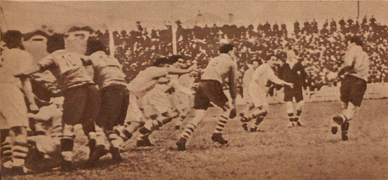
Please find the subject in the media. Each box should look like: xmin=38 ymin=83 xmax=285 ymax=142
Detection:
xmin=153 ymin=57 xmax=169 ymax=67
xmin=266 ymin=54 xmax=281 ymax=67
xmin=3 ymin=30 xmax=23 ymax=49
xmin=250 ymin=59 xmax=261 ymax=69
xmin=219 ymin=44 xmax=235 ymax=57
xmin=346 ymin=35 xmax=363 ymax=47
xmin=46 ymin=33 xmax=65 ymax=53
xmin=64 ymin=25 xmax=94 ymax=54
xmin=168 ymin=55 xmax=185 ymax=68
xmin=85 ymin=37 xmax=107 ymax=55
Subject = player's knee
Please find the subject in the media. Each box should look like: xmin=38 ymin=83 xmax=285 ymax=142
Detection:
xmin=150 ymin=114 xmax=158 ymax=120
xmin=161 ymin=111 xmax=169 ymax=117
xmin=285 ymin=101 xmax=294 ymax=114
xmin=296 ymin=101 xmax=304 ymax=111
xmin=261 ymin=110 xmax=268 ymax=117
xmin=60 ymin=138 xmax=74 ymax=151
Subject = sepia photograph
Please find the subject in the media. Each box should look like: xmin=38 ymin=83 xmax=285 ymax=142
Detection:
xmin=0 ymin=0 xmax=387 ymax=179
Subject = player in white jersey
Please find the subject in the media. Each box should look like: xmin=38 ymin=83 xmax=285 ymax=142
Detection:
xmin=135 ymin=55 xmax=195 ymax=146
xmin=326 ymin=35 xmax=369 ymax=141
xmin=241 ymin=55 xmax=293 ymax=132
xmin=15 ymin=33 xmax=103 ymax=171
xmin=84 ymin=37 xmax=128 ymax=163
xmin=117 ymin=58 xmax=196 ymax=145
xmin=0 ymin=30 xmax=38 ymax=175
xmin=171 ymin=55 xmax=196 ymax=130
xmin=239 ymin=59 xmax=260 ymax=130
xmin=176 ymin=44 xmax=238 ymax=151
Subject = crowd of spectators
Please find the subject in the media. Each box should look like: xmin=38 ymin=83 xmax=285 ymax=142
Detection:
xmin=96 ymin=16 xmax=388 ymax=89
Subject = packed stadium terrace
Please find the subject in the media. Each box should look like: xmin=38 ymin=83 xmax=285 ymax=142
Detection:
xmin=96 ymin=16 xmax=388 ymax=90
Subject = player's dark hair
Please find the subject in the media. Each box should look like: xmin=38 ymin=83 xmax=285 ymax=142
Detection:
xmin=23 ymin=30 xmax=49 ymax=41
xmin=267 ymin=54 xmax=278 ymax=61
xmin=219 ymin=44 xmax=234 ymax=54
xmin=47 ymin=33 xmax=65 ymax=53
xmin=153 ymin=57 xmax=168 ymax=67
xmin=250 ymin=59 xmax=261 ymax=65
xmin=168 ymin=55 xmax=184 ymax=64
xmin=346 ymin=35 xmax=363 ymax=46
xmin=85 ymin=37 xmax=107 ymax=55
xmin=3 ymin=30 xmax=23 ymax=49
xmin=67 ymin=26 xmax=94 ymax=34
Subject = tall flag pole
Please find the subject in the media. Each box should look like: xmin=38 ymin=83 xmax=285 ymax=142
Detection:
xmin=357 ymin=1 xmax=360 ymax=19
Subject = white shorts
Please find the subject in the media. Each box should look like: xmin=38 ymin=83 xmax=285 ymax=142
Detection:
xmin=0 ymin=84 xmax=29 ymax=129
xmin=243 ymin=86 xmax=252 ymax=104
xmin=171 ymin=92 xmax=189 ymax=113
xmin=248 ymin=83 xmax=268 ymax=108
xmin=143 ymin=88 xmax=172 ymax=116
xmin=124 ymin=93 xmax=145 ymax=124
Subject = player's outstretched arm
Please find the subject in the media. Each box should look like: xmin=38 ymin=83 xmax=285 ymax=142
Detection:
xmin=268 ymin=70 xmax=294 ymax=88
xmin=20 ymin=76 xmax=39 ymax=113
xmin=167 ymin=64 xmax=197 ymax=75
xmin=14 ymin=64 xmax=44 ymax=78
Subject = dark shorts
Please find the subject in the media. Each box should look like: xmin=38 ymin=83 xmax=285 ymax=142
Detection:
xmin=340 ymin=75 xmax=367 ymax=107
xmin=284 ymin=85 xmax=304 ymax=102
xmin=62 ymin=84 xmax=101 ymax=134
xmin=97 ymin=85 xmax=130 ymax=131
xmin=194 ymin=80 xmax=228 ymax=110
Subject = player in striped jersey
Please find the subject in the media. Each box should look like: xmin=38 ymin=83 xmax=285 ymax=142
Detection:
xmin=15 ymin=33 xmax=103 ymax=171
xmin=241 ymin=55 xmax=293 ymax=132
xmin=176 ymin=44 xmax=238 ymax=151
xmin=327 ymin=36 xmax=369 ymax=141
xmin=0 ymin=30 xmax=38 ymax=175
xmin=84 ymin=37 xmax=129 ymax=163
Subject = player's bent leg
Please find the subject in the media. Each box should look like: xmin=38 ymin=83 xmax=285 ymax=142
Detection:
xmin=60 ymin=123 xmax=75 ymax=171
xmin=175 ymin=109 xmax=188 ymax=130
xmin=249 ymin=105 xmax=268 ymax=132
xmin=1 ymin=131 xmax=13 ymax=173
xmin=10 ymin=126 xmax=33 ymax=175
xmin=285 ymin=101 xmax=295 ymax=127
xmin=212 ymin=106 xmax=233 ymax=144
xmin=176 ymin=109 xmax=206 ymax=151
xmin=105 ymin=130 xmax=123 ymax=162
xmin=294 ymin=100 xmax=304 ymax=126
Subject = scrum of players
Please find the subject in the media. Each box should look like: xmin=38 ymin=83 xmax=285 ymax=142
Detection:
xmin=0 ymin=26 xmax=368 ymax=175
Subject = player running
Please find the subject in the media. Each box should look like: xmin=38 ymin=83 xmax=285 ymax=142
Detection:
xmin=117 ymin=57 xmax=196 ymax=146
xmin=176 ymin=44 xmax=238 ymax=151
xmin=241 ymin=55 xmax=293 ymax=132
xmin=239 ymin=59 xmax=261 ymax=130
xmin=326 ymin=35 xmax=369 ymax=141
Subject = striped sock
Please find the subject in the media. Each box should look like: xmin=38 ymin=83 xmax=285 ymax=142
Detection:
xmin=107 ymin=132 xmax=124 ymax=149
xmin=295 ymin=110 xmax=302 ymax=121
xmin=9 ymin=127 xmax=28 ymax=167
xmin=214 ymin=115 xmax=229 ymax=134
xmin=1 ymin=136 xmax=13 ymax=168
xmin=288 ymin=113 xmax=294 ymax=122
xmin=60 ymin=137 xmax=74 ymax=162
xmin=251 ymin=116 xmax=264 ymax=129
xmin=181 ymin=123 xmax=197 ymax=139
